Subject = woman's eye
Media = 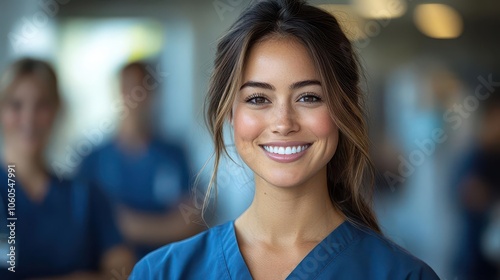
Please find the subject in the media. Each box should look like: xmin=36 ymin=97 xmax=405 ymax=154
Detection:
xmin=298 ymin=94 xmax=321 ymax=103
xmin=246 ymin=96 xmax=269 ymax=104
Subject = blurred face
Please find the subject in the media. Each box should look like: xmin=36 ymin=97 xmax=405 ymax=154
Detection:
xmin=120 ymin=67 xmax=152 ymax=118
xmin=232 ymin=37 xmax=339 ymax=188
xmin=0 ymin=75 xmax=59 ymax=156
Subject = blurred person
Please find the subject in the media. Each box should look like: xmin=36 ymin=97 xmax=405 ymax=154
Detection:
xmin=0 ymin=58 xmax=135 ymax=279
xmin=130 ymin=0 xmax=439 ymax=279
xmin=454 ymin=93 xmax=500 ymax=279
xmin=377 ymin=62 xmax=467 ymax=277
xmin=76 ymin=61 xmax=205 ymax=259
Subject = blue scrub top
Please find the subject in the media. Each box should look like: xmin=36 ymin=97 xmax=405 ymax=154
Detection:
xmin=77 ymin=138 xmax=191 ymax=213
xmin=130 ymin=220 xmax=440 ymax=279
xmin=0 ymin=169 xmax=122 ymax=279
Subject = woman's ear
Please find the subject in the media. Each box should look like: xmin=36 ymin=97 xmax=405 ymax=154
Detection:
xmin=229 ymin=111 xmax=234 ymax=126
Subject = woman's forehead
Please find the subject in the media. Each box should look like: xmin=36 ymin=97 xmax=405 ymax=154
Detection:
xmin=7 ymin=74 xmax=55 ymax=100
xmin=241 ymin=37 xmax=319 ymax=84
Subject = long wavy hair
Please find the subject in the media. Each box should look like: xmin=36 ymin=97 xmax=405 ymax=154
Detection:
xmin=204 ymin=0 xmax=380 ymax=233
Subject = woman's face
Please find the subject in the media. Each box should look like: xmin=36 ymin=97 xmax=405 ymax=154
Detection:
xmin=1 ymin=75 xmax=59 ymax=157
xmin=232 ymin=37 xmax=339 ymax=188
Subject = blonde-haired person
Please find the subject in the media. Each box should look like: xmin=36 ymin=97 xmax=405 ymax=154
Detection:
xmin=131 ymin=0 xmax=439 ymax=279
xmin=0 ymin=58 xmax=134 ymax=279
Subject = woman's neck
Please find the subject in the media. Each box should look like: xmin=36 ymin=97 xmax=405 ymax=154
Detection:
xmin=236 ymin=168 xmax=345 ymax=246
xmin=3 ymin=148 xmax=50 ymax=202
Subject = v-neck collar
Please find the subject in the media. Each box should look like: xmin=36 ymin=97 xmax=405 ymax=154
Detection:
xmin=0 ymin=166 xmax=57 ymax=206
xmin=219 ymin=220 xmax=360 ymax=280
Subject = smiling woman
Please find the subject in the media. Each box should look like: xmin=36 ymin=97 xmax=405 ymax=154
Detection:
xmin=130 ymin=0 xmax=440 ymax=279
xmin=232 ymin=37 xmax=340 ymax=198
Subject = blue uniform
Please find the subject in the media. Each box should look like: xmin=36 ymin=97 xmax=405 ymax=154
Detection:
xmin=0 ymin=169 xmax=122 ymax=279
xmin=78 ymin=138 xmax=190 ymax=213
xmin=77 ymin=138 xmax=191 ymax=257
xmin=130 ymin=220 xmax=440 ymax=279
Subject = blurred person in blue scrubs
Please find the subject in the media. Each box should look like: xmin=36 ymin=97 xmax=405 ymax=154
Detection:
xmin=130 ymin=0 xmax=440 ymax=279
xmin=454 ymin=94 xmax=500 ymax=279
xmin=76 ymin=61 xmax=205 ymax=259
xmin=0 ymin=58 xmax=135 ymax=279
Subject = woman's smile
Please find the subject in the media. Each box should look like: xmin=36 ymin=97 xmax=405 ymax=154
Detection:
xmin=259 ymin=142 xmax=312 ymax=163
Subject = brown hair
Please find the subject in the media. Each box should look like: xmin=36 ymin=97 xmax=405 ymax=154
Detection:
xmin=204 ymin=0 xmax=380 ymax=233
xmin=120 ymin=61 xmax=148 ymax=79
xmin=0 ymin=57 xmax=60 ymax=105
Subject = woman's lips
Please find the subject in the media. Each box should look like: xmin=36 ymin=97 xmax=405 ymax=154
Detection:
xmin=260 ymin=142 xmax=311 ymax=163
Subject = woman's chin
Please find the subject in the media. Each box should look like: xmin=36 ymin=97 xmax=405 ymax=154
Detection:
xmin=261 ymin=175 xmax=308 ymax=189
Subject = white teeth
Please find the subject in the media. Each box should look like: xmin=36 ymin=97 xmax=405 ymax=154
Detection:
xmin=263 ymin=145 xmax=310 ymax=155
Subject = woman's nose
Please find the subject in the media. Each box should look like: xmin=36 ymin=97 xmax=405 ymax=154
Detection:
xmin=271 ymin=103 xmax=299 ymax=136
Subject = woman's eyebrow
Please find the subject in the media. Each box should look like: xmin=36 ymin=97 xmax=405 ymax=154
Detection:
xmin=240 ymin=80 xmax=321 ymax=91
xmin=240 ymin=81 xmax=275 ymax=90
xmin=290 ymin=80 xmax=321 ymax=89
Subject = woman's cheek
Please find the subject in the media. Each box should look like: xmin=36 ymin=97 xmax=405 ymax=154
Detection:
xmin=37 ymin=108 xmax=56 ymax=130
xmin=233 ymin=107 xmax=266 ymax=163
xmin=1 ymin=109 xmax=20 ymax=136
xmin=300 ymin=108 xmax=332 ymax=135
xmin=234 ymin=107 xmax=264 ymax=139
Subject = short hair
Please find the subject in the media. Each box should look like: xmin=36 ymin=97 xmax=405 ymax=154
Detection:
xmin=120 ymin=61 xmax=148 ymax=79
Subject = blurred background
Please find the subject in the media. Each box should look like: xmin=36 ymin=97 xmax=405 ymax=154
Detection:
xmin=0 ymin=0 xmax=499 ymax=279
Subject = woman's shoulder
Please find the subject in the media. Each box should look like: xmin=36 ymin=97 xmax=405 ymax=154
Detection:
xmin=130 ymin=221 xmax=233 ymax=280
xmin=335 ymin=222 xmax=440 ymax=279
